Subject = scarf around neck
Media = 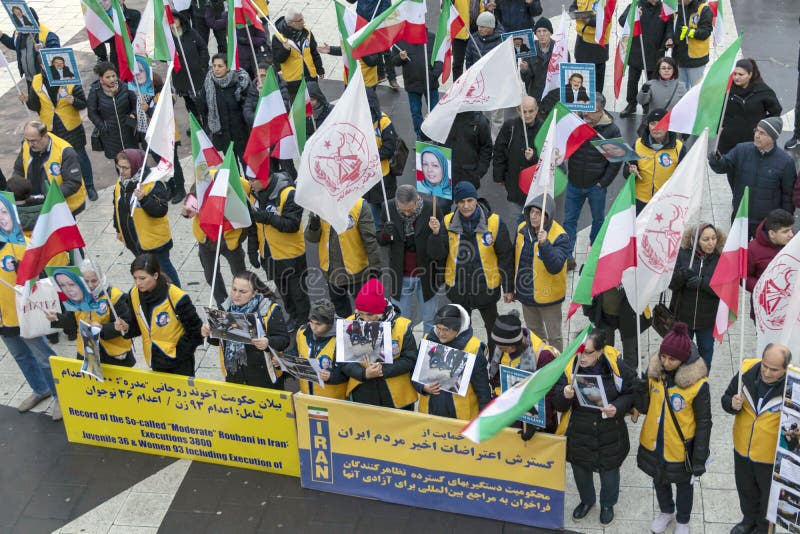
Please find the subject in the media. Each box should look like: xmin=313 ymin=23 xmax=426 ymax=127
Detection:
xmin=223 ymin=295 xmax=263 ymax=375
xmin=204 ymin=69 xmax=249 ymax=134
xmin=398 ymin=200 xmax=423 ymax=238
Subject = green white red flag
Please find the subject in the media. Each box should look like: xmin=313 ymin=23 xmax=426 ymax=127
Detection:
xmin=189 ymin=112 xmax=223 ymax=182
xmin=143 ymin=65 xmax=175 ymax=184
xmin=614 ymin=1 xmax=641 ymax=99
xmin=132 ymin=0 xmax=180 ymax=68
xmin=462 ymin=325 xmax=591 ymax=443
xmin=233 ymin=0 xmax=263 ymax=30
xmin=431 ymin=0 xmax=465 ymax=84
xmin=198 ymin=145 xmax=252 ymax=241
xmin=568 ymin=175 xmax=637 ymax=319
xmin=334 ymin=0 xmax=362 ymax=83
xmin=226 ymin=0 xmax=240 ymax=69
xmin=660 ymin=0 xmax=677 ymax=20
xmin=290 ymin=78 xmax=308 ymax=154
xmin=111 ymin=0 xmax=136 ymax=81
xmin=594 ymin=0 xmax=618 ymax=45
xmin=709 ymin=0 xmax=724 ymax=47
xmin=710 ymin=187 xmax=749 ymax=341
xmin=81 ymin=0 xmax=114 ymax=49
xmin=347 ymin=0 xmax=427 ymax=59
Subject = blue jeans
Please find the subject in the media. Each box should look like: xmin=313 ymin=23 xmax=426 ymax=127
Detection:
xmin=408 ymin=90 xmax=440 ymax=139
xmin=3 ymin=335 xmax=57 ymax=397
xmin=679 ymin=65 xmax=705 ymax=92
xmin=154 ymin=250 xmax=181 ymax=288
xmin=689 ymin=327 xmax=714 ymax=370
xmin=563 ymin=182 xmax=607 ymax=256
xmin=391 ymin=277 xmax=438 ymax=332
xmin=74 ymin=146 xmax=95 ymax=189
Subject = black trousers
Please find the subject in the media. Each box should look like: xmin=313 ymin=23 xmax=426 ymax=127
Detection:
xmin=198 ymin=239 xmax=247 ymax=306
xmin=272 ymin=270 xmax=310 ymax=330
xmin=463 ymin=302 xmax=498 ymax=355
xmin=595 ymin=62 xmax=606 ymax=94
xmin=155 ymin=356 xmax=195 ymax=377
xmin=329 ymin=278 xmax=367 ymax=319
xmin=734 ymin=451 xmax=773 ymax=532
xmin=654 ymin=480 xmax=694 ymax=524
xmin=794 ymin=66 xmax=800 ymax=136
xmin=225 ymin=350 xmax=283 ymax=389
xmin=452 ymin=38 xmax=468 ymax=81
xmin=626 ymin=66 xmax=655 ymax=105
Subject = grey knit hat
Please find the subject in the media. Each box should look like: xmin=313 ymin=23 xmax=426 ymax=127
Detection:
xmin=309 ymin=299 xmax=335 ymax=325
xmin=758 ymin=116 xmax=783 ymax=141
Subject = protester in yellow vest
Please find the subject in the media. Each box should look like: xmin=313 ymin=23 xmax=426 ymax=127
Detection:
xmin=271 ymin=8 xmax=324 ymax=101
xmin=626 ymin=108 xmax=686 ymax=212
xmin=340 ymin=279 xmax=419 ymax=409
xmin=305 ymin=199 xmax=382 ymax=318
xmin=0 ymin=10 xmax=60 ymax=84
xmin=293 ymin=299 xmax=348 ymax=399
xmin=415 ymin=304 xmax=491 ymax=420
xmin=553 ymin=328 xmax=635 ymax=526
xmin=672 ymin=0 xmax=713 ymax=90
xmin=635 ymin=322 xmax=710 ymax=534
xmin=569 ymin=0 xmax=611 ymax=93
xmin=201 ymin=271 xmax=290 ymax=388
xmin=112 ymin=149 xmax=181 ymax=288
xmin=510 ymin=194 xmax=569 ymax=351
xmin=364 ymin=99 xmax=398 ymax=225
xmin=722 ymin=344 xmax=791 ymax=534
xmin=452 ymin=0 xmax=484 ymax=80
xmin=12 ymin=121 xmax=86 ymax=215
xmin=114 ymin=254 xmax=203 ymax=376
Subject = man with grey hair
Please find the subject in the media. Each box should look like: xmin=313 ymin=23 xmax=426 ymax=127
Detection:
xmin=376 ymin=184 xmax=446 ymax=331
xmin=272 ymin=8 xmax=324 ymax=102
xmin=722 ymin=342 xmax=792 ymax=534
xmin=563 ymin=92 xmax=622 ymax=269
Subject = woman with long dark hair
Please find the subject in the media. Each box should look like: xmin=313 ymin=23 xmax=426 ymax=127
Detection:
xmin=87 ymin=62 xmax=139 ymax=161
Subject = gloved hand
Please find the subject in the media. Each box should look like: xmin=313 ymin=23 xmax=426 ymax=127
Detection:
xmin=685 ymin=273 xmax=701 ymax=289
xmin=248 ymin=251 xmax=261 ymax=269
xmin=518 ymin=423 xmax=537 ymax=442
xmin=641 ymin=82 xmax=650 ymax=93
xmin=692 ymin=463 xmax=706 ymax=477
xmin=679 ymin=25 xmax=689 ymax=40
xmin=307 ymin=213 xmax=321 ymax=231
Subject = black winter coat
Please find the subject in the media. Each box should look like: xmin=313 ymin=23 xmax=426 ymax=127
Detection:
xmin=444 ymin=112 xmax=493 ymax=188
xmin=377 ymin=197 xmax=447 ymax=302
xmin=718 ymin=81 xmax=782 ymax=154
xmin=570 ymin=1 xmax=608 ymax=63
xmin=113 ymin=177 xmax=172 ymax=255
xmin=196 ymin=74 xmax=251 ymax=154
xmin=521 ymin=40 xmax=565 ymax=101
xmin=243 ymin=77 xmax=291 ymax=126
xmin=465 ymin=30 xmax=503 ymax=69
xmin=27 ymin=78 xmax=87 ymax=148
xmin=493 ymin=0 xmax=542 ymax=32
xmin=553 ymin=352 xmax=636 ymax=471
xmin=172 ymin=27 xmax=210 ymax=97
xmin=672 ymin=0 xmax=713 ymax=68
xmin=566 ymin=112 xmax=622 ymax=188
xmin=493 ymin=117 xmax=542 ymax=203
xmin=346 ymin=0 xmax=390 ymax=20
xmin=617 ymin=1 xmax=670 ymax=71
xmin=87 ymin=81 xmax=139 ymax=160
xmin=669 ymin=247 xmax=721 ymax=331
xmin=390 ymin=34 xmax=442 ymax=94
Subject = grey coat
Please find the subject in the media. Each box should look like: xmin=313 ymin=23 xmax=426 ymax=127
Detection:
xmin=637 ymin=78 xmax=686 ymax=111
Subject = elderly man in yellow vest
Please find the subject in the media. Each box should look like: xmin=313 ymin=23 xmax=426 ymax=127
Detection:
xmin=722 ymin=343 xmax=791 ymax=534
xmin=271 ymin=8 xmax=324 ymax=102
xmin=11 ymin=120 xmax=86 ymax=215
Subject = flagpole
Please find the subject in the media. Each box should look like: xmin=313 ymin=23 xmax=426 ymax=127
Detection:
xmin=712 ymin=86 xmax=732 ymax=153
xmin=101 ymin=285 xmax=121 ymax=322
xmin=423 ymin=41 xmax=431 ymax=114
xmin=633 ymin=265 xmax=642 ymax=376
xmin=516 ymin=58 xmax=529 ymax=149
xmin=379 ymin=178 xmax=392 ymax=224
xmin=171 ymin=23 xmax=198 ymax=96
xmin=737 ymin=278 xmax=745 ymax=394
xmin=2 ymin=57 xmax=33 ymax=116
xmin=638 ymin=12 xmax=648 ymax=77
xmin=244 ymin=25 xmax=260 ymax=77
xmin=208 ymin=225 xmax=224 ymax=307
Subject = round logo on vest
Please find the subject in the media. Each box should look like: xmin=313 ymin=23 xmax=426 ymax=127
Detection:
xmin=319 ymin=355 xmax=332 ymax=370
xmin=669 ymin=393 xmax=686 ymax=412
xmin=691 ymin=14 xmax=700 ymax=25
xmin=1 ymin=255 xmax=16 ymax=272
xmin=482 ymin=232 xmax=494 ymax=246
xmin=49 ymin=162 xmax=61 ymax=176
xmin=658 ymin=153 xmax=673 ymax=167
xmin=155 ymin=311 xmax=170 ymax=327
xmin=98 ymin=300 xmax=108 ymax=315
xmin=347 ymin=215 xmax=356 ymax=230
xmin=392 ymin=339 xmax=400 ymax=356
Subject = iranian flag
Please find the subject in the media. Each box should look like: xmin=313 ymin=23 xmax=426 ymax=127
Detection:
xmin=520 ymin=103 xmax=597 ymax=196
xmin=81 ymin=0 xmax=114 ymax=49
xmin=189 ymin=112 xmax=223 ymax=182
xmin=710 ymin=187 xmax=749 ymax=341
xmin=462 ymin=325 xmax=591 ymax=443
xmin=198 ymin=146 xmax=252 ymax=241
xmin=132 ymin=0 xmax=180 ymax=68
xmin=16 ymin=184 xmax=85 ymax=290
xmin=244 ymin=66 xmax=297 ymax=185
xmin=290 ymin=78 xmax=308 ymax=153
xmin=709 ymin=0 xmax=724 ymax=47
xmin=594 ymin=0 xmax=617 ymax=45
xmin=614 ymin=1 xmax=641 ymax=99
xmin=347 ymin=0 xmax=427 ymax=59
xmin=523 ymin=113 xmax=557 ymax=207
xmin=111 ymin=0 xmax=135 ymax=81
xmin=142 ymin=65 xmax=176 ymax=184
xmin=431 ymin=0 xmax=465 ymax=84
xmin=568 ymin=175 xmax=637 ymax=319
xmin=660 ymin=0 xmax=677 ymax=21
xmin=654 ymin=35 xmax=741 ymax=136
xmin=233 ymin=0 xmax=263 ymax=31
xmin=541 ymin=7 xmax=569 ymax=98
xmin=334 ymin=0 xmax=362 ymax=83
xmin=226 ymin=0 xmax=240 ymax=69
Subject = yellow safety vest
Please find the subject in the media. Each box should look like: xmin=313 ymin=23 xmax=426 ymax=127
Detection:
xmin=634 ymin=138 xmax=683 ymax=203
xmin=278 ymin=26 xmax=318 ymax=82
xmin=556 ymin=347 xmax=623 ymax=435
xmin=346 ymin=315 xmax=419 ymax=408
xmin=318 ymin=199 xmax=369 ymax=275
xmin=21 ymin=134 xmax=87 ymax=213
xmin=733 ymin=358 xmax=783 ymax=463
xmin=418 ymin=335 xmax=482 ymax=420
xmin=192 ymin=173 xmax=248 ymax=249
xmin=494 ymin=332 xmax=549 ymax=396
xmin=374 ymin=113 xmax=391 ymax=177
xmin=31 ymin=74 xmax=82 ymax=131
xmin=0 ymin=241 xmax=25 ymax=329
xmin=453 ymin=0 xmax=483 ymax=40
xmin=575 ymin=0 xmax=611 ymax=45
xmin=256 ymin=186 xmax=305 ymax=260
xmin=114 ymin=180 xmax=172 ymax=252
xmin=514 ymin=220 xmax=567 ymax=304
xmin=130 ymin=284 xmax=187 ymax=367
xmin=639 ymin=364 xmax=709 ymax=463
xmin=76 ymin=287 xmax=132 ymax=358
xmin=361 ymin=59 xmax=378 ymax=88
xmin=686 ymin=2 xmax=710 ymax=59
xmin=443 ymin=212 xmax=501 ymax=289
xmin=217 ymin=301 xmax=283 ymax=379
xmin=296 ymin=325 xmax=347 ymax=399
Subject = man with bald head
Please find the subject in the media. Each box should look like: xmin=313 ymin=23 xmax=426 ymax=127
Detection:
xmin=493 ymin=96 xmax=543 ymax=211
xmin=723 ymin=343 xmax=792 ymax=534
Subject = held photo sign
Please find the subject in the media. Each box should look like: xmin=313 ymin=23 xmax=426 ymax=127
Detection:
xmin=412 ymin=339 xmax=477 ymax=397
xmin=0 ymin=191 xmax=26 ymax=245
xmin=45 ymin=266 xmax=98 ymax=312
xmin=415 ymin=141 xmax=452 ymax=200
xmin=501 ymin=29 xmax=536 ymax=59
xmin=499 ymin=365 xmax=547 ymax=428
xmin=335 ymin=319 xmax=393 ymax=364
xmin=203 ymin=307 xmax=260 ymax=344
xmin=78 ymin=320 xmax=104 ymax=382
xmin=2 ymin=0 xmax=38 ymax=33
xmin=39 ymin=48 xmax=82 ymax=87
xmin=591 ymin=137 xmax=642 ymax=163
xmin=559 ymin=63 xmax=596 ymax=112
xmin=768 ymin=366 xmax=800 ymax=531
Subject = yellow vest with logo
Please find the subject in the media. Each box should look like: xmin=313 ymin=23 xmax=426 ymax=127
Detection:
xmin=345 ymin=315 xmax=419 ymax=408
xmin=361 ymin=59 xmax=378 ymax=88
xmin=453 ymin=0 xmax=483 ymax=40
xmin=31 ymin=74 xmax=82 ymax=131
xmin=374 ymin=113 xmax=391 ymax=176
xmin=494 ymin=332 xmax=547 ymax=396
xmin=733 ymin=358 xmax=783 ymax=463
xmin=639 ymin=366 xmax=708 ymax=463
xmin=279 ymin=27 xmax=318 ymax=82
xmin=575 ymin=0 xmax=611 ymax=45
xmin=634 ymin=138 xmax=683 ymax=203
xmin=296 ymin=325 xmax=347 ymax=399
xmin=556 ymin=347 xmax=623 ymax=435
xmin=444 ymin=212 xmax=501 ymax=289
xmin=418 ymin=335 xmax=482 ymax=420
xmin=514 ymin=220 xmax=567 ymax=304
xmin=21 ymin=134 xmax=87 ymax=213
xmin=217 ymin=301 xmax=284 ymax=379
xmin=0 ymin=242 xmax=25 ymax=329
xmin=686 ymin=2 xmax=710 ymax=59
xmin=114 ymin=180 xmax=171 ymax=251
xmin=256 ymin=186 xmax=305 ymax=260
xmin=76 ymin=287 xmax=132 ymax=358
xmin=191 ymin=173 xmax=248 ymax=249
xmin=130 ymin=284 xmax=186 ymax=367
xmin=318 ymin=199 xmax=369 ymax=275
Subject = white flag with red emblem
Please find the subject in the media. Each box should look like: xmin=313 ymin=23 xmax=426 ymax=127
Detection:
xmin=753 ymin=233 xmax=800 ymax=354
xmin=541 ymin=7 xmax=569 ymax=98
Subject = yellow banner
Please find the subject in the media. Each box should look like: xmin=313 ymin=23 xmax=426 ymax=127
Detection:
xmin=51 ymin=357 xmax=299 ymax=476
xmin=294 ymin=393 xmax=566 ymax=529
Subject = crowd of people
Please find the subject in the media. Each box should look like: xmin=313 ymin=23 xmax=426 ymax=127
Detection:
xmin=0 ymin=0 xmax=799 ymax=532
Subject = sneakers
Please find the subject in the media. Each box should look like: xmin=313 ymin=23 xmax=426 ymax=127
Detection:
xmin=651 ymin=512 xmax=675 ymax=533
xmin=86 ymin=186 xmax=99 ymax=201
xmin=18 ymin=391 xmax=51 ymax=412
xmin=620 ymin=103 xmax=638 ymax=118
xmin=785 ymin=136 xmax=799 ymax=150
xmin=51 ymin=401 xmax=62 ymax=421
xmin=674 ymin=522 xmax=690 ymax=534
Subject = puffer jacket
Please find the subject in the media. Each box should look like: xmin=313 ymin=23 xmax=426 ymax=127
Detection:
xmin=465 ymin=28 xmax=504 ymax=69
xmin=86 ymin=80 xmax=139 ymax=160
xmin=171 ymin=14 xmax=210 ymax=97
xmin=669 ymin=245 xmax=721 ymax=331
xmin=566 ymin=111 xmax=622 ymax=188
xmin=493 ymin=0 xmax=542 ymax=32
xmin=390 ymin=34 xmax=442 ymax=94
xmin=444 ymin=112 xmax=492 ymax=189
xmin=493 ymin=116 xmax=542 ymax=203
xmin=718 ymin=81 xmax=783 ymax=154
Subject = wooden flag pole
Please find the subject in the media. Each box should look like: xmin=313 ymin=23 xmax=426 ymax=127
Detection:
xmin=208 ymin=225 xmax=224 ymax=307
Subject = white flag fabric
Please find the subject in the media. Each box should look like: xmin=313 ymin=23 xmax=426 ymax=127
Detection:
xmin=753 ymin=233 xmax=800 ymax=354
xmin=420 ymin=38 xmax=521 ymax=143
xmin=294 ymin=68 xmax=382 ymax=234
xmin=621 ymin=129 xmax=708 ymax=313
xmin=541 ymin=8 xmax=569 ymax=97
xmin=523 ymin=113 xmax=556 ymax=208
xmin=143 ymin=64 xmax=175 ymax=184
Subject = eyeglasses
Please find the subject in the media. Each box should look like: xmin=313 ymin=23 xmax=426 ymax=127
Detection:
xmin=434 ymin=325 xmax=455 ymax=334
xmin=24 ymin=137 xmax=42 ymax=143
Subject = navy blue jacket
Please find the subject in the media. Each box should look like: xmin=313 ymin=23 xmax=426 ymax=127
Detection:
xmin=493 ymin=0 xmax=543 ymax=32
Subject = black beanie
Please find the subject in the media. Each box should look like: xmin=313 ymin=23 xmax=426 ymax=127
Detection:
xmin=491 ymin=314 xmax=524 ymax=345
xmin=534 ymin=17 xmax=553 ymax=34
xmin=434 ymin=305 xmax=462 ymax=332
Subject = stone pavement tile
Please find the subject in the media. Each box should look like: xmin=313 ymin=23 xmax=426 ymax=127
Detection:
xmin=130 ymin=459 xmax=191 ymax=494
xmin=201 ymin=504 xmax=263 ymax=534
xmin=114 ymin=492 xmax=173 ymax=527
xmin=107 ymin=526 xmax=159 ymax=534
xmin=58 ymin=491 xmax=129 ymax=534
xmin=699 ymin=472 xmax=736 ymax=490
xmin=703 ymin=522 xmax=739 ymax=533
xmin=168 ymin=480 xmax=227 ymax=513
xmin=702 ymin=488 xmax=742 ymax=524
xmin=10 ymin=516 xmax=66 ymax=533
xmin=158 ymin=510 xmax=213 ymax=532
xmin=20 ymin=481 xmax=84 ymax=520
xmin=0 ymin=371 xmax=23 ymax=404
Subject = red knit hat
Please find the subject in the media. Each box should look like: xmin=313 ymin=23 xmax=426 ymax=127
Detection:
xmin=354 ymin=279 xmax=386 ymax=315
xmin=659 ymin=322 xmax=692 ymax=362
